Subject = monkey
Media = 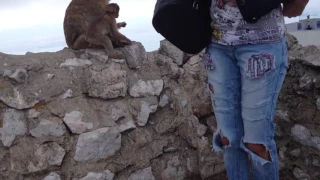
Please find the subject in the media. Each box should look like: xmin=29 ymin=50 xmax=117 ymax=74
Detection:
xmin=84 ymin=3 xmax=132 ymax=57
xmin=64 ymin=0 xmax=111 ymax=49
xmin=63 ymin=0 xmax=127 ymax=49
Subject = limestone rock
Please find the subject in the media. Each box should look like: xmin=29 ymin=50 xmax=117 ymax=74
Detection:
xmin=60 ymin=89 xmax=73 ymax=99
xmin=63 ymin=111 xmax=93 ymax=134
xmin=275 ymin=110 xmax=290 ymax=122
xmin=159 ymin=40 xmax=184 ymax=65
xmin=137 ymin=101 xmax=158 ymax=126
xmin=129 ymin=80 xmax=163 ymax=98
xmin=279 ymin=146 xmax=287 ymax=160
xmin=0 ymin=86 xmax=39 ymax=110
xmin=197 ymin=124 xmax=207 ymax=137
xmin=8 ymin=69 xmax=28 ymax=83
xmin=178 ymin=115 xmax=206 ymax=148
xmin=316 ymin=98 xmax=320 ymax=110
xmin=160 ymin=155 xmax=187 ymax=180
xmin=289 ymin=149 xmax=301 ymax=157
xmin=180 ymin=100 xmax=188 ymax=109
xmin=127 ymin=167 xmax=156 ymax=180
xmin=116 ymin=117 xmax=136 ymax=133
xmin=10 ymin=142 xmax=66 ymax=173
xmin=154 ymin=53 xmax=184 ymax=78
xmin=74 ymin=127 xmax=121 ymax=162
xmin=311 ymin=155 xmax=320 ymax=167
xmin=47 ymin=97 xmax=116 ymax=130
xmin=159 ymin=94 xmax=169 ymax=108
xmin=120 ymin=42 xmax=147 ymax=69
xmin=28 ymin=109 xmax=40 ymax=118
xmin=30 ymin=118 xmax=67 ymax=138
xmin=311 ymin=136 xmax=320 ymax=150
xmin=87 ymin=63 xmax=127 ymax=99
xmin=112 ymin=59 xmax=125 ymax=64
xmin=286 ymin=33 xmax=299 ymax=50
xmin=299 ymin=74 xmax=313 ymax=90
xmin=292 ymin=167 xmax=310 ymax=180
xmin=31 ymin=143 xmax=66 ymax=171
xmin=0 ymin=109 xmax=26 ymax=147
xmin=111 ymin=107 xmax=126 ymax=121
xmin=80 ymin=170 xmax=114 ymax=180
xmin=43 ymin=172 xmax=61 ymax=180
xmin=84 ymin=49 xmax=109 ymax=63
xmin=183 ymin=55 xmax=202 ymax=75
xmin=198 ymin=137 xmax=225 ymax=179
xmin=291 ymin=124 xmax=320 ymax=150
xmin=47 ymin=74 xmax=55 ymax=80
xmin=298 ymin=46 xmax=320 ymax=67
xmin=292 ymin=124 xmax=311 ymax=142
xmin=60 ymin=58 xmax=92 ymax=68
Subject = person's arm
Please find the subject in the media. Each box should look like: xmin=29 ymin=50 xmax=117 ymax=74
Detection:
xmin=282 ymin=0 xmax=309 ymax=18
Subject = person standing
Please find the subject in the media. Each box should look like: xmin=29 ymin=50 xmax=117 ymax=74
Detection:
xmin=203 ymin=0 xmax=309 ymax=179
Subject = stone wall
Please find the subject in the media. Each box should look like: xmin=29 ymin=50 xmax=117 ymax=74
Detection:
xmin=0 ymin=34 xmax=319 ymax=180
xmin=275 ymin=34 xmax=320 ymax=179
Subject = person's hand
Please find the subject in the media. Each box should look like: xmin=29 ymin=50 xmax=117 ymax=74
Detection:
xmin=282 ymin=0 xmax=309 ymax=18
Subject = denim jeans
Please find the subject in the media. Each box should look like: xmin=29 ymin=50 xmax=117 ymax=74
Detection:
xmin=203 ymin=37 xmax=288 ymax=180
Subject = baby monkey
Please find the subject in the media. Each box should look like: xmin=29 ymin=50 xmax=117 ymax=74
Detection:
xmin=86 ymin=3 xmax=132 ymax=56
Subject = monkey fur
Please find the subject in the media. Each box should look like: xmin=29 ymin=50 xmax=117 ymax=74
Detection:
xmin=85 ymin=3 xmax=132 ymax=53
xmin=63 ymin=0 xmax=131 ymax=55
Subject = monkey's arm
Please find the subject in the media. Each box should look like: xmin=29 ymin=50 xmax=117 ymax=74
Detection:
xmin=110 ymin=19 xmax=131 ymax=44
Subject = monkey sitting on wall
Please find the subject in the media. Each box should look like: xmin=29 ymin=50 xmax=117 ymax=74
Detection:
xmin=63 ymin=0 xmax=131 ymax=56
xmin=64 ymin=0 xmax=112 ymax=50
xmin=86 ymin=3 xmax=132 ymax=52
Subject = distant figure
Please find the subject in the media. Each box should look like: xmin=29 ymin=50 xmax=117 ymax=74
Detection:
xmin=307 ymin=15 xmax=312 ymax=30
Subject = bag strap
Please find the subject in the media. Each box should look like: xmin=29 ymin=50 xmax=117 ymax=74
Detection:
xmin=193 ymin=0 xmax=200 ymax=9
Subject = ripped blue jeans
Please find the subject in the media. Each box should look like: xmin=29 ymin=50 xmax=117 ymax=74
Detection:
xmin=204 ymin=37 xmax=288 ymax=180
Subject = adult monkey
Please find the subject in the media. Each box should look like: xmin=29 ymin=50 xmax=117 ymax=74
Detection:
xmin=63 ymin=0 xmax=129 ymax=52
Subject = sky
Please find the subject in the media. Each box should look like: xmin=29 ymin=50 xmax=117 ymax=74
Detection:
xmin=0 ymin=0 xmax=319 ymax=55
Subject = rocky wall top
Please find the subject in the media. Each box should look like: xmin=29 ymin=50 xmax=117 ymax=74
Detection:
xmin=0 ymin=34 xmax=319 ymax=180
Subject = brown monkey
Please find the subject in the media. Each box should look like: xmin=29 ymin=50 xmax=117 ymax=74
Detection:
xmin=85 ymin=3 xmax=132 ymax=54
xmin=85 ymin=3 xmax=132 ymax=56
xmin=63 ymin=0 xmax=120 ymax=50
xmin=88 ymin=4 xmax=129 ymax=49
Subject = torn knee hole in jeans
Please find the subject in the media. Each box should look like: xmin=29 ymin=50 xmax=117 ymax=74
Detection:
xmin=246 ymin=53 xmax=275 ymax=79
xmin=219 ymin=132 xmax=230 ymax=146
xmin=213 ymin=130 xmax=231 ymax=152
xmin=245 ymin=142 xmax=272 ymax=163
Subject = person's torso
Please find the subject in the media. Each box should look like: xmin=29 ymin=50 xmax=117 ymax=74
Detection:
xmin=210 ymin=0 xmax=286 ymax=46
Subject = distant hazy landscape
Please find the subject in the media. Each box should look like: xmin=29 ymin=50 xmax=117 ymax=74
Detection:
xmin=0 ymin=2 xmax=319 ymax=55
xmin=0 ymin=0 xmax=164 ymax=55
xmin=0 ymin=22 xmax=164 ymax=55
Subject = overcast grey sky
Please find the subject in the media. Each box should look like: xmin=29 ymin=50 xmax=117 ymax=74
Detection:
xmin=0 ymin=0 xmax=319 ymax=54
xmin=0 ymin=0 xmax=320 ymax=31
xmin=0 ymin=0 xmax=157 ymax=31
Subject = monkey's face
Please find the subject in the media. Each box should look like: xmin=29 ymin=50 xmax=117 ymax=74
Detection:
xmin=113 ymin=5 xmax=119 ymax=18
xmin=113 ymin=10 xmax=119 ymax=18
xmin=106 ymin=3 xmax=120 ymax=18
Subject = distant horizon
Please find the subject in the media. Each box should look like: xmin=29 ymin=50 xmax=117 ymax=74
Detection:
xmin=0 ymin=0 xmax=319 ymax=55
xmin=0 ymin=23 xmax=164 ymax=55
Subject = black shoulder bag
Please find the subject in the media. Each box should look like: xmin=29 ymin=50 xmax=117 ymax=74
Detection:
xmin=152 ymin=0 xmax=212 ymax=54
xmin=236 ymin=0 xmax=293 ymax=23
